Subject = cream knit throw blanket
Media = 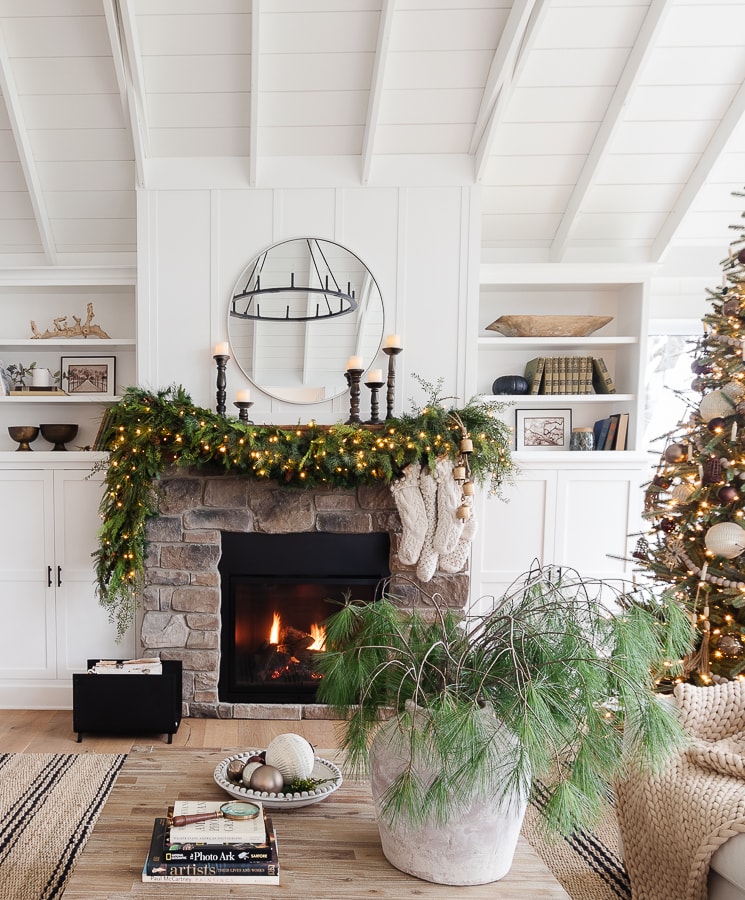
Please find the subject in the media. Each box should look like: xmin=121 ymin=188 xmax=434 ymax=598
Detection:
xmin=615 ymin=679 xmax=745 ymax=900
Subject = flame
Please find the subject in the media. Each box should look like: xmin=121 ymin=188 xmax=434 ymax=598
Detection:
xmin=309 ymin=623 xmax=326 ymax=652
xmin=269 ymin=612 xmax=281 ymax=645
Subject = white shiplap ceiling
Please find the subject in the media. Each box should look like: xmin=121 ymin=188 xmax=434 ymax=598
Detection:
xmin=0 ymin=0 xmax=744 ymax=271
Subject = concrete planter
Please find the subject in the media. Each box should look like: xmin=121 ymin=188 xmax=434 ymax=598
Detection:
xmin=368 ymin=716 xmax=528 ymax=885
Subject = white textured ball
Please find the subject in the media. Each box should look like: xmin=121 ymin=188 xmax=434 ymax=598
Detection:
xmin=704 ymin=522 xmax=745 ymax=560
xmin=265 ymin=733 xmax=315 ymax=782
xmin=699 ymin=383 xmax=744 ymax=422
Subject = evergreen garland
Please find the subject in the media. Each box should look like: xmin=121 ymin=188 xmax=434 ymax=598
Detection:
xmin=94 ymin=383 xmax=513 ymax=637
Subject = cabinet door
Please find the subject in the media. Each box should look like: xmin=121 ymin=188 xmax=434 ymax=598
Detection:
xmin=554 ymin=468 xmax=642 ymax=578
xmin=471 ymin=469 xmax=557 ymax=611
xmin=54 ymin=469 xmax=135 ymax=676
xmin=0 ymin=470 xmax=56 ymax=678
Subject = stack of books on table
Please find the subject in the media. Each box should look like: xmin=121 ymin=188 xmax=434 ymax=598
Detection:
xmin=142 ymin=800 xmax=279 ymax=884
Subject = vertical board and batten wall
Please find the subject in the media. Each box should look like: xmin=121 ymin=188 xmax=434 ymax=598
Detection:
xmin=138 ymin=185 xmax=478 ymax=422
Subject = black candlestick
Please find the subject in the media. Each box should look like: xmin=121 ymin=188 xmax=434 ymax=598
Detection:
xmin=214 ymin=354 xmax=229 ymax=416
xmin=365 ymin=379 xmax=385 ymax=425
xmin=382 ymin=345 xmax=403 ymax=419
xmin=233 ymin=401 xmax=254 ymax=423
xmin=346 ymin=368 xmax=364 ymax=424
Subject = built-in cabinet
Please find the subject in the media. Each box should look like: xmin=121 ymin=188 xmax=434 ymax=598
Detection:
xmin=470 ymin=456 xmax=647 ymax=611
xmin=0 ymin=458 xmax=137 ymax=708
xmin=0 ymin=268 xmax=136 ymax=452
xmin=468 ymin=265 xmax=653 ymax=601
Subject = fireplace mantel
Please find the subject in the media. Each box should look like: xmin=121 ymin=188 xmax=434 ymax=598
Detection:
xmin=141 ymin=469 xmax=470 ymax=719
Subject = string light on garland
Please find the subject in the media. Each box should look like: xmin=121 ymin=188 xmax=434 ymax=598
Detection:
xmin=92 ymin=382 xmax=514 ymax=638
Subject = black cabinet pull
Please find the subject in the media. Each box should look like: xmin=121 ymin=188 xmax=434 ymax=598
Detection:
xmin=57 ymin=566 xmax=62 ymax=587
xmin=47 ymin=566 xmax=52 ymax=587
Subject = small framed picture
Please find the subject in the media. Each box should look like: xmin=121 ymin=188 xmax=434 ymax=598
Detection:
xmin=61 ymin=356 xmax=116 ymax=397
xmin=515 ymin=408 xmax=572 ymax=451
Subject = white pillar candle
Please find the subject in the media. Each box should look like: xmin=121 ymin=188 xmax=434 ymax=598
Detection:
xmin=347 ymin=356 xmax=363 ymax=370
xmin=214 ymin=342 xmax=230 ymax=357
xmin=368 ymin=368 xmax=383 ymax=383
xmin=384 ymin=334 xmax=402 ymax=349
xmin=237 ymin=388 xmax=251 ymax=402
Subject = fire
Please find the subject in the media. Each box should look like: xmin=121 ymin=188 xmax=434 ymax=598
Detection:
xmin=266 ymin=611 xmax=326 ymax=651
xmin=269 ymin=612 xmax=281 ymax=645
xmin=309 ymin=623 xmax=326 ymax=652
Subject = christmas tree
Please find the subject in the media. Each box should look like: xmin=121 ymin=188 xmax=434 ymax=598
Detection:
xmin=638 ymin=191 xmax=745 ymax=684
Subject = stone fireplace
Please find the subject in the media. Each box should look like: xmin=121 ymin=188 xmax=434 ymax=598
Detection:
xmin=141 ymin=468 xmax=470 ymax=719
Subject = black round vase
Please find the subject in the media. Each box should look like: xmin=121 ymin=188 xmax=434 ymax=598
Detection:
xmin=492 ymin=375 xmax=529 ymax=395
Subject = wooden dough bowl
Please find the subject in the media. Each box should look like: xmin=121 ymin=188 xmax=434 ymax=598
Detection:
xmin=486 ymin=315 xmax=613 ymax=337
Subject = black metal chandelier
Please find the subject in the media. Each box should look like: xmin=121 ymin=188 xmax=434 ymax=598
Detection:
xmin=230 ymin=238 xmax=358 ymax=322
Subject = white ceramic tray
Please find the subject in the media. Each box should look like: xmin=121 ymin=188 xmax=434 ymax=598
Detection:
xmin=214 ymin=749 xmax=342 ymax=809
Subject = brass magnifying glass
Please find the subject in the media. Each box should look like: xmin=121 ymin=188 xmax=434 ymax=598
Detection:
xmin=171 ymin=800 xmax=261 ymax=827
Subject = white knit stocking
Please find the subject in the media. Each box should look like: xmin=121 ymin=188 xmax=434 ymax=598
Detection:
xmin=390 ymin=463 xmax=428 ymax=566
xmin=416 ymin=467 xmax=439 ymax=582
xmin=439 ymin=508 xmax=478 ymax=574
xmin=433 ymin=456 xmax=465 ymax=555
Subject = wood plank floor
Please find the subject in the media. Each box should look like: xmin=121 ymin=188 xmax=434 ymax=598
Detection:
xmin=0 ymin=709 xmax=343 ymax=754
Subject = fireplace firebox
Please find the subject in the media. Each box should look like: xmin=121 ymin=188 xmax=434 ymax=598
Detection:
xmin=218 ymin=532 xmax=390 ymax=703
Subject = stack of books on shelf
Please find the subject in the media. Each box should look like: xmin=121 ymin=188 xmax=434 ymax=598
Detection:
xmin=592 ymin=413 xmax=629 ymax=450
xmin=523 ymin=356 xmax=616 ymax=395
xmin=142 ymin=800 xmax=279 ymax=884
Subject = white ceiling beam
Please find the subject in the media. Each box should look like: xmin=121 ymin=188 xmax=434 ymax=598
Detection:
xmin=651 ymin=78 xmax=745 ymax=262
xmin=473 ymin=0 xmax=548 ymax=183
xmin=249 ymin=0 xmax=261 ymax=186
xmin=104 ymin=0 xmax=148 ymax=187
xmin=361 ymin=0 xmax=395 ymax=185
xmin=0 ymin=21 xmax=56 ymax=263
xmin=471 ymin=0 xmax=539 ymax=155
xmin=549 ymin=0 xmax=673 ymax=262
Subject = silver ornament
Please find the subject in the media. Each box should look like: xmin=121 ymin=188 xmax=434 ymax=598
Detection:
xmin=241 ymin=761 xmax=263 ymax=786
xmin=249 ymin=764 xmax=285 ymax=793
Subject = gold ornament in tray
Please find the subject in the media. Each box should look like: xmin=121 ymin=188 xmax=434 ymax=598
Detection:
xmin=486 ymin=315 xmax=613 ymax=337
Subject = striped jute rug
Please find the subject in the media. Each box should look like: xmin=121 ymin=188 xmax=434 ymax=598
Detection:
xmin=0 ymin=753 xmax=125 ymax=900
xmin=522 ymin=781 xmax=632 ymax=900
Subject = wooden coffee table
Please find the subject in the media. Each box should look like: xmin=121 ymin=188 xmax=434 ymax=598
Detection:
xmin=63 ymin=747 xmax=569 ymax=898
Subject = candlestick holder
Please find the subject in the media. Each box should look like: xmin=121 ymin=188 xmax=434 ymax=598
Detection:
xmin=214 ymin=353 xmax=229 ymax=416
xmin=233 ymin=401 xmax=254 ymax=423
xmin=382 ymin=345 xmax=403 ymax=419
xmin=365 ymin=379 xmax=385 ymax=425
xmin=346 ymin=368 xmax=364 ymax=424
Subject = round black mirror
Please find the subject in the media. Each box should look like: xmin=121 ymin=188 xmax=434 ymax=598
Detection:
xmin=228 ymin=238 xmax=385 ymax=404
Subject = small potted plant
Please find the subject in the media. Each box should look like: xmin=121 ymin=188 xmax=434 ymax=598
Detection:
xmin=6 ymin=361 xmax=36 ymax=390
xmin=316 ymin=564 xmax=692 ymax=886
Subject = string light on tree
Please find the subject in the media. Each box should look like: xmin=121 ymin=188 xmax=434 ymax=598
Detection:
xmin=637 ymin=187 xmax=745 ymax=683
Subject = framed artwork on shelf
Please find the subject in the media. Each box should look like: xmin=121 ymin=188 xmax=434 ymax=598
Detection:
xmin=61 ymin=355 xmax=116 ymax=397
xmin=515 ymin=408 xmax=572 ymax=451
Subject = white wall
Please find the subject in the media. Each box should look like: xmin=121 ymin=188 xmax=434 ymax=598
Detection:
xmin=137 ymin=185 xmax=479 ymax=423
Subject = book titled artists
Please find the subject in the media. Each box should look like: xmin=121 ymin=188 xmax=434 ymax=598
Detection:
xmin=143 ymin=817 xmax=280 ymax=884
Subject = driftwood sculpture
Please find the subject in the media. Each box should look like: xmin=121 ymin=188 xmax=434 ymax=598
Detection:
xmin=30 ymin=302 xmax=110 ymax=340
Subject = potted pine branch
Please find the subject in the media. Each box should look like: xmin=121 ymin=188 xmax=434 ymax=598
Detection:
xmin=316 ymin=564 xmax=693 ymax=886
